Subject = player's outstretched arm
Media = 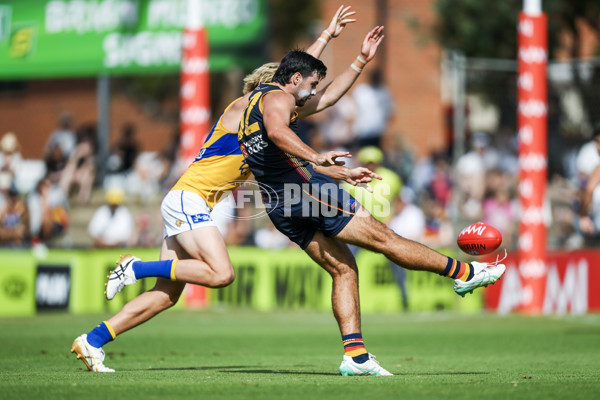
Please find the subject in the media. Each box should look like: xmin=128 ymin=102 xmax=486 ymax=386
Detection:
xmin=298 ymin=25 xmax=384 ymax=118
xmin=264 ymin=91 xmax=351 ymax=167
xmin=305 ymin=5 xmax=356 ymax=58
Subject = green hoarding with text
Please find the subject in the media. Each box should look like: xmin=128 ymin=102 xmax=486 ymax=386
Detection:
xmin=0 ymin=0 xmax=267 ymax=79
xmin=0 ymin=247 xmax=482 ymax=316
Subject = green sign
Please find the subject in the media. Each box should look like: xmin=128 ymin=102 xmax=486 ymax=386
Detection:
xmin=0 ymin=247 xmax=482 ymax=317
xmin=0 ymin=0 xmax=267 ymax=79
xmin=214 ymin=247 xmax=482 ymax=314
xmin=0 ymin=251 xmax=36 ymax=317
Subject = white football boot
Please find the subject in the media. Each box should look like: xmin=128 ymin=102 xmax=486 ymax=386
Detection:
xmin=454 ymin=251 xmax=507 ymax=297
xmin=105 ymin=254 xmax=140 ymax=300
xmin=339 ymin=353 xmax=393 ymax=376
xmin=71 ymin=334 xmax=115 ymax=372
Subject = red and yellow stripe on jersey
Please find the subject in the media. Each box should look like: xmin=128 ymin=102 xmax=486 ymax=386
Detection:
xmin=171 ymin=98 xmax=250 ymax=209
xmin=238 ymin=83 xmax=314 ymax=186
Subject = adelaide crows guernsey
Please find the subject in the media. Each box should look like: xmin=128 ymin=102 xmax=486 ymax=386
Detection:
xmin=238 ymin=83 xmax=314 ymax=187
xmin=238 ymin=84 xmax=358 ymax=249
xmin=172 ymin=97 xmax=250 ymax=209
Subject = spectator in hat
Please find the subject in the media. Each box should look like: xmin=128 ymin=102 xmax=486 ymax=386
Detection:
xmin=88 ymin=188 xmax=133 ymax=248
xmin=0 ymin=132 xmax=23 ymax=179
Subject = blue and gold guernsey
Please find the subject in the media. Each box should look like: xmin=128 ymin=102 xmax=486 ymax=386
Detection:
xmin=172 ymin=98 xmax=250 ymax=209
xmin=238 ymin=83 xmax=315 ymax=187
xmin=238 ymin=83 xmax=358 ymax=249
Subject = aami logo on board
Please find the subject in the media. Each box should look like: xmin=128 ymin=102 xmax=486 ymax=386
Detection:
xmin=496 ymin=258 xmax=588 ymax=315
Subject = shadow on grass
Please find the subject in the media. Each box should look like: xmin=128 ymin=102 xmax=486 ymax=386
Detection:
xmin=224 ymin=369 xmax=339 ymax=376
xmin=223 ymin=369 xmax=488 ymax=377
xmin=141 ymin=365 xmax=248 ymax=371
xmin=398 ymin=372 xmax=490 ymax=376
xmin=140 ymin=366 xmax=337 ymax=376
xmin=140 ymin=366 xmax=488 ymax=377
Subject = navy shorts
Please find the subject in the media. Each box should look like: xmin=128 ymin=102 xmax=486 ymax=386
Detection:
xmin=263 ymin=174 xmax=358 ymax=249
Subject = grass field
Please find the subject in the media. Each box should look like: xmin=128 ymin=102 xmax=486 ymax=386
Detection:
xmin=1 ymin=310 xmax=599 ymax=400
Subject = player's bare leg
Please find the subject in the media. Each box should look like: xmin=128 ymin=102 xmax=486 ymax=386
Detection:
xmin=304 ymin=231 xmax=361 ymax=335
xmin=109 ymin=226 xmax=235 ymax=332
xmin=73 ymin=280 xmax=183 ymax=372
xmin=336 ymin=207 xmax=448 ymax=273
xmin=74 ymin=228 xmax=233 ymax=372
xmin=106 ymin=278 xmax=185 ymax=336
xmin=106 ymin=226 xmax=234 ymax=299
xmin=105 ymin=230 xmax=218 ymax=334
xmin=169 ymin=226 xmax=235 ymax=287
xmin=335 ymin=206 xmax=505 ymax=296
xmin=304 ymin=231 xmax=392 ymax=376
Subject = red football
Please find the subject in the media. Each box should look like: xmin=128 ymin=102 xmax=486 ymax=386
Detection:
xmin=457 ymin=222 xmax=502 ymax=256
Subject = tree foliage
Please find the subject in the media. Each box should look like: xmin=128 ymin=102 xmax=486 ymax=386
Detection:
xmin=433 ymin=0 xmax=599 ymax=60
xmin=433 ymin=0 xmax=600 ymax=140
xmin=268 ymin=0 xmax=321 ymax=51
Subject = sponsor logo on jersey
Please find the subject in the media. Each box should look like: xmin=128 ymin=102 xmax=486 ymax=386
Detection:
xmin=347 ymin=198 xmax=357 ymax=211
xmin=195 ymin=147 xmax=207 ymax=161
xmin=240 ymin=143 xmax=249 ymax=159
xmin=240 ymin=135 xmax=268 ymax=156
xmin=191 ymin=213 xmax=212 ymax=224
xmin=239 ymin=159 xmax=250 ymax=176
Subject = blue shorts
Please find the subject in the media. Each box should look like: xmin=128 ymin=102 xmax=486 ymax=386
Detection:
xmin=263 ymin=174 xmax=358 ymax=249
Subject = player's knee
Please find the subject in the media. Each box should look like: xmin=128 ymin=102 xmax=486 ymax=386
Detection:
xmin=150 ymin=282 xmax=184 ymax=310
xmin=364 ymin=224 xmax=390 ymax=253
xmin=327 ymin=260 xmax=358 ymax=278
xmin=212 ymin=267 xmax=235 ymax=288
xmin=163 ymin=292 xmax=181 ymax=308
xmin=355 ymin=212 xmax=391 ymax=251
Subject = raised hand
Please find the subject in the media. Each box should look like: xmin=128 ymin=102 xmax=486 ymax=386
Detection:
xmin=360 ymin=26 xmax=385 ymax=62
xmin=326 ymin=5 xmax=357 ymax=38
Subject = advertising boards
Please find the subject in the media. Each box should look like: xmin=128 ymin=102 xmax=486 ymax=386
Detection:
xmin=485 ymin=250 xmax=600 ymax=315
xmin=0 ymin=0 xmax=267 ymax=78
xmin=0 ymin=247 xmax=483 ymax=316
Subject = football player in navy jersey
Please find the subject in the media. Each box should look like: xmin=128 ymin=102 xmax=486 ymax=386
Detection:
xmin=239 ymin=33 xmax=507 ymax=376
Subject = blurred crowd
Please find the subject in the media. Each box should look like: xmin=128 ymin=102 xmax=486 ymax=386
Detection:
xmin=0 ymin=112 xmax=177 ymax=251
xmin=1 ymin=74 xmax=600 ymax=260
